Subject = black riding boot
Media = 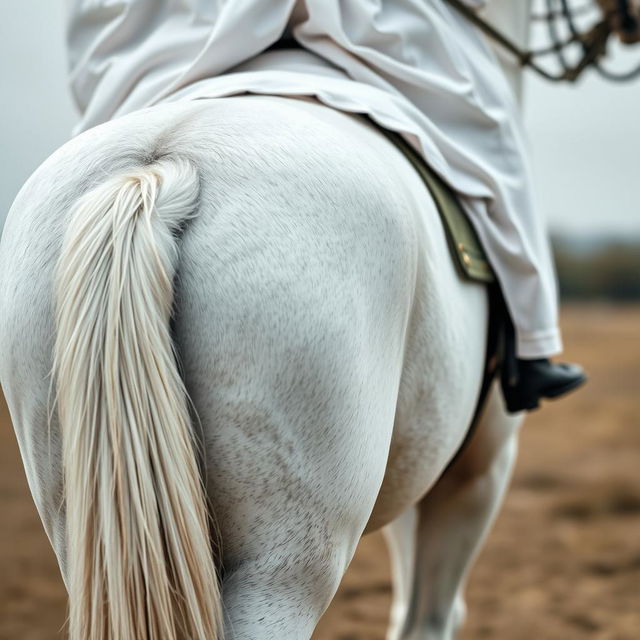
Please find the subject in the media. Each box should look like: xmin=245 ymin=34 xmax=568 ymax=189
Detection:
xmin=502 ymin=358 xmax=587 ymax=413
xmin=497 ymin=290 xmax=587 ymax=413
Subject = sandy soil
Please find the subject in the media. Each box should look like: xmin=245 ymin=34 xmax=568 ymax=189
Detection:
xmin=1 ymin=304 xmax=638 ymax=640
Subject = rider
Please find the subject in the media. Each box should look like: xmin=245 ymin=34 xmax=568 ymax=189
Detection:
xmin=65 ymin=0 xmax=587 ymax=412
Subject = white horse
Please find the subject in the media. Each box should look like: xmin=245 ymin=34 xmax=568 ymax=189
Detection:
xmin=0 ymin=3 xmax=529 ymax=639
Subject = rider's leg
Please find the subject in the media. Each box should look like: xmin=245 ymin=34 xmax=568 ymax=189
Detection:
xmin=463 ymin=200 xmax=586 ymax=412
xmin=454 ymin=0 xmax=586 ymax=408
xmin=383 ymin=384 xmax=522 ymax=640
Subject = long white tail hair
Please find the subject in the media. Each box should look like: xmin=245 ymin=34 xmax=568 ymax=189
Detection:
xmin=52 ymin=157 xmax=223 ymax=640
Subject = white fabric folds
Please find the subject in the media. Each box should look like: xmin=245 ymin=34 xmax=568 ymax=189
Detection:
xmin=64 ymin=0 xmax=561 ymax=356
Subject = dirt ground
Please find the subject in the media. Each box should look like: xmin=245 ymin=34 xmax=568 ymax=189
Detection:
xmin=1 ymin=304 xmax=638 ymax=640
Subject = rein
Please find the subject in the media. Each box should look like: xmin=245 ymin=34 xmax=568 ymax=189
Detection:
xmin=445 ymin=0 xmax=640 ymax=82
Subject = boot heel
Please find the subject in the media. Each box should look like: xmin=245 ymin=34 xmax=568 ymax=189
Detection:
xmin=503 ymin=385 xmax=540 ymax=413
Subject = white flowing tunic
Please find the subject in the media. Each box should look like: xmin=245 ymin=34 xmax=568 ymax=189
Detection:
xmin=65 ymin=0 xmax=561 ymax=357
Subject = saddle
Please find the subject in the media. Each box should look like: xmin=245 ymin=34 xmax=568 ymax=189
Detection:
xmin=364 ymin=117 xmax=510 ymax=466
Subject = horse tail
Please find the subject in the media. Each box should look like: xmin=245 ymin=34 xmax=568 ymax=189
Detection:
xmin=52 ymin=157 xmax=223 ymax=640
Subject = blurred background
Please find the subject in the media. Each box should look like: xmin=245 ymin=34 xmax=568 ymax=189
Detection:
xmin=1 ymin=2 xmax=638 ymax=639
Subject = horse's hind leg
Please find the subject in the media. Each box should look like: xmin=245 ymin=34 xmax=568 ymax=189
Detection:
xmin=384 ymin=385 xmax=523 ymax=640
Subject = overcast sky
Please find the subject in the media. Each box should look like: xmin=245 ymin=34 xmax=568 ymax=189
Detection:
xmin=1 ymin=2 xmax=639 ymax=238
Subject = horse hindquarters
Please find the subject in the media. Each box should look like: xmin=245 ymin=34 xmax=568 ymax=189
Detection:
xmin=0 ymin=96 xmax=419 ymax=638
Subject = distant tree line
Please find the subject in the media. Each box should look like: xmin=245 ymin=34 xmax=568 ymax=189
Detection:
xmin=552 ymin=235 xmax=640 ymax=301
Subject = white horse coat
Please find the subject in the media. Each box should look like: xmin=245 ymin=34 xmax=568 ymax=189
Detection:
xmin=0 ymin=3 xmax=527 ymax=639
